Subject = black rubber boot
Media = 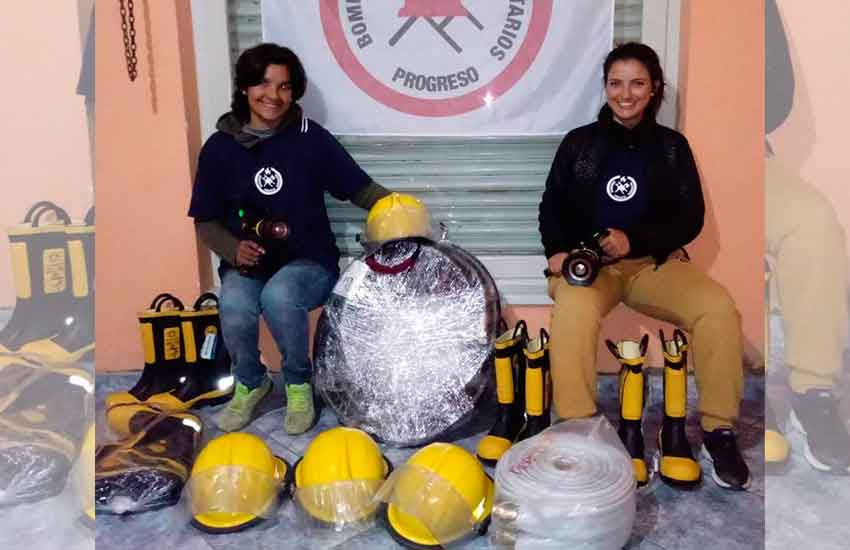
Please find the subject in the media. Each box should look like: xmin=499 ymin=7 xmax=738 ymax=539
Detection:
xmin=0 ymin=361 xmax=93 ymax=508
xmin=105 ymin=293 xmax=189 ymax=434
xmin=516 ymin=329 xmax=551 ymax=441
xmin=606 ymin=334 xmax=649 ymax=487
xmin=0 ymin=202 xmax=75 ymax=355
xmin=95 ymin=410 xmax=202 ymax=515
xmin=146 ymin=292 xmax=234 ymax=412
xmin=20 ymin=206 xmax=95 ymax=364
xmin=477 ymin=320 xmax=528 ymax=465
xmin=657 ymin=329 xmax=701 ymax=488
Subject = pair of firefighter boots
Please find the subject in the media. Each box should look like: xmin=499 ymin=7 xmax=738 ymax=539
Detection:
xmin=0 ymin=202 xmax=95 ymax=509
xmin=95 ymin=408 xmax=202 ymax=515
xmin=607 ymin=330 xmax=701 ymax=488
xmin=476 ymin=321 xmax=552 ymax=465
xmin=105 ymin=292 xmax=234 ymax=434
xmin=0 ymin=202 xmax=94 ymax=364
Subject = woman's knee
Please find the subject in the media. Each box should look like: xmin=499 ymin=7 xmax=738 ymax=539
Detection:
xmin=694 ymin=283 xmax=741 ymax=324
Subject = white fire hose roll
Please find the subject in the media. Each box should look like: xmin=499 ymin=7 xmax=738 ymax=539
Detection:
xmin=491 ymin=417 xmax=636 ymax=550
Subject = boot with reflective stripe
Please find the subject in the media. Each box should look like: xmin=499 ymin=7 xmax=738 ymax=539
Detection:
xmin=476 ymin=320 xmax=528 ymax=465
xmin=606 ymin=334 xmax=649 ymax=487
xmin=20 ymin=207 xmax=95 ymax=364
xmin=0 ymin=361 xmax=93 ymax=507
xmin=658 ymin=329 xmax=701 ymax=487
xmin=516 ymin=328 xmax=551 ymax=441
xmin=146 ymin=292 xmax=234 ymax=412
xmin=105 ymin=294 xmax=188 ymax=433
xmin=0 ymin=202 xmax=75 ymax=354
xmin=95 ymin=411 xmax=202 ymax=515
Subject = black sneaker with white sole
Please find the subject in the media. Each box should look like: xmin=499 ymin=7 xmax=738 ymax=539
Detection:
xmin=790 ymin=388 xmax=850 ymax=475
xmin=701 ymin=428 xmax=751 ymax=490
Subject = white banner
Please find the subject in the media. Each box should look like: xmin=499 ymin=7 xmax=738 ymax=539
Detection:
xmin=261 ymin=0 xmax=613 ymax=135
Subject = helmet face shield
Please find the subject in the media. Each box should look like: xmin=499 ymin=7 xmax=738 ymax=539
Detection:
xmin=187 ymin=463 xmax=286 ymax=524
xmin=186 ymin=433 xmax=291 ymax=533
xmin=293 ymin=427 xmax=390 ymax=531
xmin=294 ymin=479 xmax=384 ymax=527
xmin=377 ymin=456 xmax=493 ymax=547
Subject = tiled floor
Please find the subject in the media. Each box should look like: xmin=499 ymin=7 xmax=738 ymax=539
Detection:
xmin=764 ymin=317 xmax=850 ymax=550
xmin=95 ymin=368 xmax=766 ymax=550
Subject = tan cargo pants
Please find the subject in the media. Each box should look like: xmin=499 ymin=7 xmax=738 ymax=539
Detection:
xmin=766 ymin=157 xmax=848 ymax=392
xmin=548 ymin=255 xmax=743 ymax=431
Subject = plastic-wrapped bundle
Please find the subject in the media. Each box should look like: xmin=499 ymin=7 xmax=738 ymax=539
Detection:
xmin=490 ymin=417 xmax=636 ymax=550
xmin=314 ymin=238 xmax=500 ymax=447
xmin=95 ymin=410 xmax=202 ymax=515
xmin=0 ymin=359 xmax=93 ymax=508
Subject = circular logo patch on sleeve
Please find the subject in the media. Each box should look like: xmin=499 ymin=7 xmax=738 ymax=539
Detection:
xmin=254 ymin=167 xmax=284 ymax=195
xmin=606 ymin=175 xmax=637 ymax=202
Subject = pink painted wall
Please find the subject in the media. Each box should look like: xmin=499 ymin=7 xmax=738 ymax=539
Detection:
xmin=0 ymin=2 xmax=93 ymax=307
xmin=675 ymin=0 xmax=764 ymax=367
xmin=770 ymin=0 xmax=850 ymax=254
xmin=95 ymin=0 xmax=207 ymax=370
xmin=95 ymin=1 xmax=764 ymax=372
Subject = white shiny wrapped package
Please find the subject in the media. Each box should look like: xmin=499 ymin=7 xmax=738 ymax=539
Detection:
xmin=313 ymin=238 xmax=501 ymax=447
xmin=490 ymin=417 xmax=636 ymax=550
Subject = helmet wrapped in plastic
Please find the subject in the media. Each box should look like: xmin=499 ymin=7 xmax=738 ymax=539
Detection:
xmin=187 ymin=433 xmax=291 ymax=533
xmin=314 ymin=238 xmax=500 ymax=447
xmin=377 ymin=442 xmax=493 ymax=547
xmin=294 ymin=427 xmax=391 ymax=531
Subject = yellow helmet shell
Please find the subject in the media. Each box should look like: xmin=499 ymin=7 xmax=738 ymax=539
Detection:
xmin=295 ymin=427 xmax=389 ymax=524
xmin=365 ymin=193 xmax=431 ymax=243
xmin=385 ymin=443 xmax=494 ymax=547
xmin=189 ymin=433 xmax=291 ymax=533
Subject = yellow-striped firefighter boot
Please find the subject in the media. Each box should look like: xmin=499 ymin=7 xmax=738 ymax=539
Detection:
xmin=765 ymin=403 xmax=790 ymax=475
xmin=516 ymin=328 xmax=551 ymax=441
xmin=606 ymin=335 xmax=649 ymax=487
xmin=476 ymin=320 xmax=528 ymax=465
xmin=146 ymin=292 xmax=234 ymax=412
xmin=0 ymin=201 xmax=75 ymax=355
xmin=19 ymin=206 xmax=95 ymax=364
xmin=658 ymin=329 xmax=701 ymax=487
xmin=95 ymin=411 xmax=202 ymax=515
xmin=105 ymin=293 xmax=189 ymax=434
xmin=0 ymin=361 xmax=94 ymax=507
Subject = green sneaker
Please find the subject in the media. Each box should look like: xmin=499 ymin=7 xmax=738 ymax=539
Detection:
xmin=284 ymin=383 xmax=316 ymax=435
xmin=214 ymin=377 xmax=272 ymax=432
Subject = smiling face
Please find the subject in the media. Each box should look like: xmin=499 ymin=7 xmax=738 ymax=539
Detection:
xmin=605 ymin=59 xmax=656 ymax=128
xmin=245 ymin=64 xmax=293 ymax=130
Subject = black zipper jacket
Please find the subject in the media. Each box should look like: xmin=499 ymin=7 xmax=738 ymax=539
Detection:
xmin=539 ymin=105 xmax=704 ymax=265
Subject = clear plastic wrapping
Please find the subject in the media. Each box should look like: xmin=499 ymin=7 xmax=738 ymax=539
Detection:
xmin=294 ymin=479 xmax=383 ymax=528
xmin=186 ymin=465 xmax=283 ymax=520
xmin=0 ymin=359 xmax=93 ymax=508
xmin=95 ymin=410 xmax=202 ymax=515
xmin=314 ymin=238 xmax=501 ymax=447
xmin=376 ymin=463 xmax=487 ymax=547
xmin=490 ymin=416 xmax=636 ymax=550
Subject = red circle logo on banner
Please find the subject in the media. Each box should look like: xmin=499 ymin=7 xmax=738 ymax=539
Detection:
xmin=320 ymin=1 xmax=554 ymax=117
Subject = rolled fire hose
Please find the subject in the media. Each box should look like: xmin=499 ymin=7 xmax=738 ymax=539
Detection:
xmin=491 ymin=428 xmax=636 ymax=550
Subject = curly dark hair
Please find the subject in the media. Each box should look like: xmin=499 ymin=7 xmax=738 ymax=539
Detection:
xmin=230 ymin=43 xmax=307 ymax=122
xmin=603 ymin=42 xmax=665 ymax=121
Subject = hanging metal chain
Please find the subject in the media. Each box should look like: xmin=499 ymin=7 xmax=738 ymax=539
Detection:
xmin=119 ymin=0 xmax=138 ymax=81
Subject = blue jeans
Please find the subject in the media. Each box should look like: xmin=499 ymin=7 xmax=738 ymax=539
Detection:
xmin=219 ymin=259 xmax=337 ymax=388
